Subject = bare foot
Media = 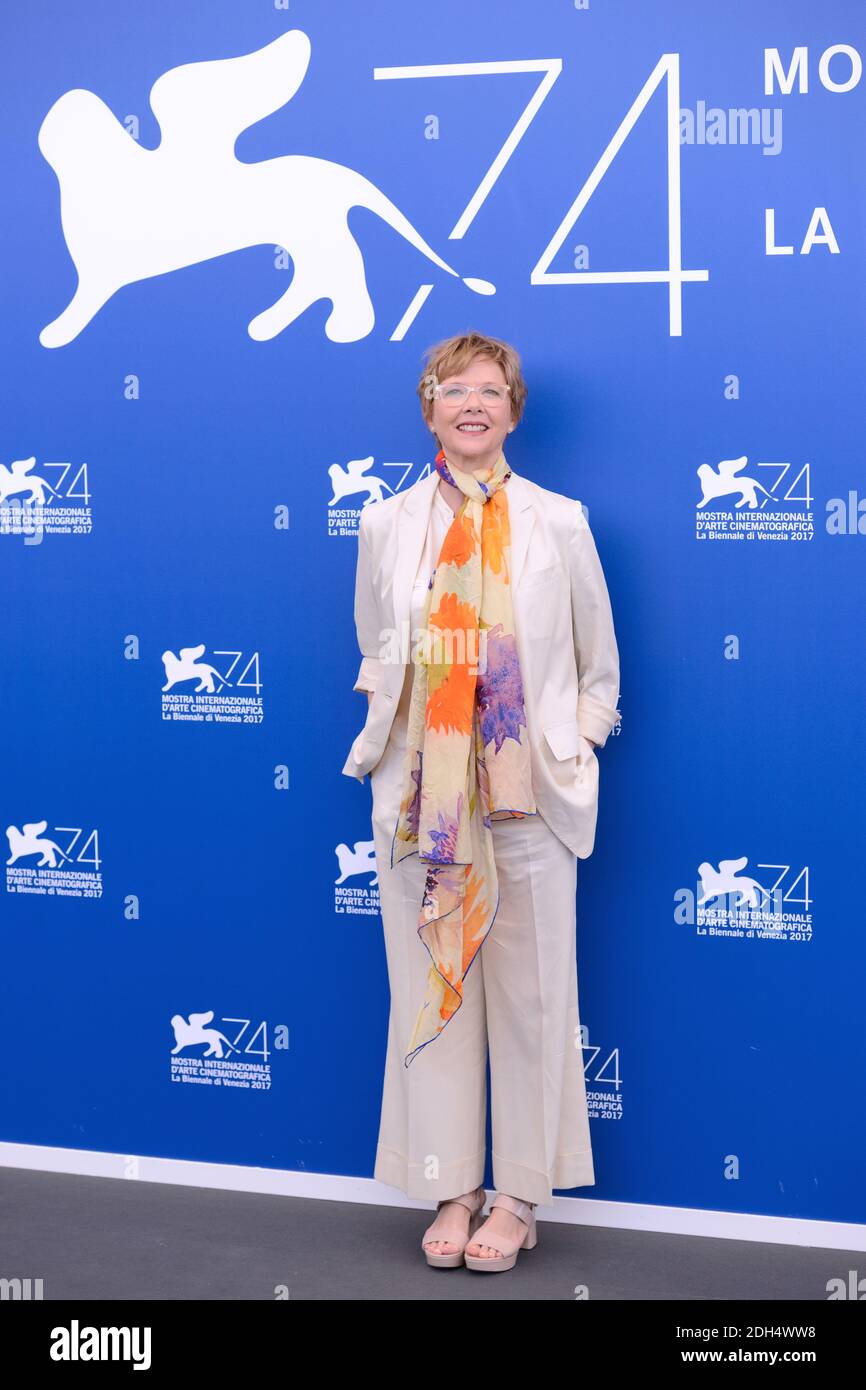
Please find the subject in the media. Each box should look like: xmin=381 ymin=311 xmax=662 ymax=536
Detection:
xmin=465 ymin=1206 xmax=527 ymax=1259
xmin=423 ymin=1199 xmax=473 ymax=1257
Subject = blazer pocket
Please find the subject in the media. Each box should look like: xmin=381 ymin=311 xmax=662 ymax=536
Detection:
xmin=518 ymin=564 xmax=568 ymax=638
xmin=519 ymin=562 xmax=566 ymax=591
xmin=543 ymin=716 xmax=583 ymax=760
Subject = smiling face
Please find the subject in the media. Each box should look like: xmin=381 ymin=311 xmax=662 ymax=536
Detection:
xmin=430 ymin=355 xmax=515 ymax=475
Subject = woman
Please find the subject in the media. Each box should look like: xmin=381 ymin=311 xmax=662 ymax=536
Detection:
xmin=342 ymin=331 xmax=620 ymax=1273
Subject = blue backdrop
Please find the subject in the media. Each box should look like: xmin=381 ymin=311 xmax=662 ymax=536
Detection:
xmin=3 ymin=0 xmax=864 ymax=1227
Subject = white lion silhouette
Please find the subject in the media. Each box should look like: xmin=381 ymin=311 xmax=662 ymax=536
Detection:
xmin=6 ymin=820 xmax=70 ymax=867
xmin=161 ymin=644 xmax=231 ymax=693
xmin=697 ymin=456 xmax=774 ymax=509
xmin=0 ymin=457 xmax=59 ymax=505
xmin=328 ymin=457 xmax=395 ymax=507
xmin=170 ymin=1010 xmax=236 ymax=1057
xmin=38 ymin=30 xmax=494 ymax=347
xmin=697 ymin=856 xmax=771 ymax=908
xmin=335 ymin=839 xmax=378 ymax=886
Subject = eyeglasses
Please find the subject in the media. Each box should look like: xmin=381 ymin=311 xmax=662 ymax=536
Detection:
xmin=432 ymin=382 xmax=511 ymax=406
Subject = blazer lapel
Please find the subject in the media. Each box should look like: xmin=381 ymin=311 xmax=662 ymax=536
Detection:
xmin=504 ymin=467 xmax=535 ymax=591
xmin=393 ymin=469 xmax=439 ymax=648
xmin=393 ymin=461 xmax=536 ymax=647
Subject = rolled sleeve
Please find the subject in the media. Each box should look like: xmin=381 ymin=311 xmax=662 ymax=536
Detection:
xmin=352 ymin=654 xmax=382 ymax=693
xmin=569 ymin=502 xmax=621 ymax=748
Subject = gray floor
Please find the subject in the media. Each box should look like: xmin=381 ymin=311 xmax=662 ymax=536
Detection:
xmin=0 ymin=1166 xmax=848 ymax=1300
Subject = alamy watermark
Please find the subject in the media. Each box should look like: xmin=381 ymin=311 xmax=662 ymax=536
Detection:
xmin=680 ymin=102 xmax=782 ymax=155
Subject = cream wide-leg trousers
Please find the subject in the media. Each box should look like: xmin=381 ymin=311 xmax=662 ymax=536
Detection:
xmin=369 ymin=731 xmax=595 ymax=1209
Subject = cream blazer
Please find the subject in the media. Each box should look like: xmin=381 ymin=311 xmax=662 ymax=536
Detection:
xmin=342 ymin=465 xmax=620 ymax=858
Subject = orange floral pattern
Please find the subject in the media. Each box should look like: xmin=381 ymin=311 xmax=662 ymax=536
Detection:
xmin=390 ymin=449 xmax=536 ymax=1066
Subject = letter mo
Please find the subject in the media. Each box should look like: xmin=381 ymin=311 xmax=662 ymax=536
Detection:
xmin=765 ymin=45 xmax=862 ymax=95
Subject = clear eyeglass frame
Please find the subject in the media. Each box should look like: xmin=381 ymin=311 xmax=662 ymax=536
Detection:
xmin=432 ymin=382 xmax=511 ymax=406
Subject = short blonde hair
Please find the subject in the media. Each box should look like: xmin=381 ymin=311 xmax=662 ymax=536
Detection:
xmin=417 ymin=330 xmax=528 ymax=440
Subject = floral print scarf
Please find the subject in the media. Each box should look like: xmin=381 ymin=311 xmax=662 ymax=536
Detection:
xmin=390 ymin=447 xmax=536 ymax=1067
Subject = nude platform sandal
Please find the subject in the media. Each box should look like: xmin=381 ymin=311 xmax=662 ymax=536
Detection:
xmin=421 ymin=1185 xmax=487 ymax=1268
xmin=462 ymin=1192 xmax=537 ymax=1273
